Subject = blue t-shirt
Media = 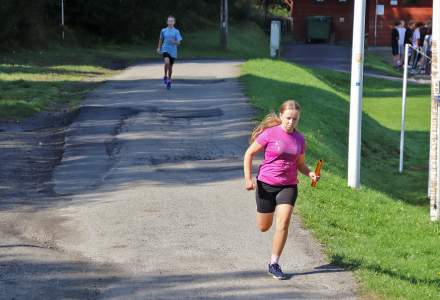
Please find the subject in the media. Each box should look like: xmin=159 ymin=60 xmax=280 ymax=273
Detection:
xmin=160 ymin=27 xmax=183 ymax=58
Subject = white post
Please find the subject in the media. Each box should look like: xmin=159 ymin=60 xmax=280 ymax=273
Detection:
xmin=429 ymin=128 xmax=432 ymax=198
xmin=61 ymin=0 xmax=65 ymax=40
xmin=428 ymin=131 xmax=432 ymax=200
xmin=348 ymin=0 xmax=367 ymax=189
xmin=399 ymin=44 xmax=410 ymax=173
xmin=270 ymin=21 xmax=281 ymax=58
xmin=430 ymin=0 xmax=440 ymax=221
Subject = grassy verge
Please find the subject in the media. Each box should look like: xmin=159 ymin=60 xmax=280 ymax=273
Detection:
xmin=241 ymin=59 xmax=439 ymax=299
xmin=180 ymin=22 xmax=268 ymax=59
xmin=0 ymin=23 xmax=268 ymax=120
xmin=365 ymin=52 xmax=402 ymax=77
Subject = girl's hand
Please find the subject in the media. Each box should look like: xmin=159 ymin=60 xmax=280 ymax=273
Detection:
xmin=245 ymin=178 xmax=256 ymax=191
xmin=309 ymin=171 xmax=320 ymax=182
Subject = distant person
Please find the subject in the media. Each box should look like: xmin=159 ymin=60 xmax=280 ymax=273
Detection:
xmin=419 ymin=21 xmax=428 ymax=47
xmin=397 ymin=20 xmax=406 ymax=66
xmin=420 ymin=26 xmax=432 ymax=75
xmin=157 ymin=15 xmax=183 ymax=90
xmin=391 ymin=22 xmax=400 ymax=68
xmin=411 ymin=22 xmax=423 ymax=70
xmin=243 ymin=100 xmax=319 ymax=280
xmin=404 ymin=21 xmax=414 ymax=65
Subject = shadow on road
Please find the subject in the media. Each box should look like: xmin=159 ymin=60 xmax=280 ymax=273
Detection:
xmin=0 ymin=249 xmax=353 ymax=300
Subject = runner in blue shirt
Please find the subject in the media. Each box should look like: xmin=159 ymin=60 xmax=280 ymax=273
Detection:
xmin=157 ymin=15 xmax=183 ymax=90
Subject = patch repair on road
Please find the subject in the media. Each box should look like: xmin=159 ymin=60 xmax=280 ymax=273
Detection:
xmin=159 ymin=108 xmax=223 ymax=118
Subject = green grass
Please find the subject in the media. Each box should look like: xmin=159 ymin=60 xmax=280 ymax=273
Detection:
xmin=0 ymin=23 xmax=268 ymax=120
xmin=241 ymin=59 xmax=439 ymax=300
xmin=365 ymin=52 xmax=402 ymax=77
xmin=180 ymin=22 xmax=268 ymax=59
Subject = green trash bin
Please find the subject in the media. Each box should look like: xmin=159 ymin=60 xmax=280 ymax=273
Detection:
xmin=307 ymin=16 xmax=332 ymax=42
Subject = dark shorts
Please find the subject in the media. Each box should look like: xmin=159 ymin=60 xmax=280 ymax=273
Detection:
xmin=163 ymin=52 xmax=175 ymax=65
xmin=392 ymin=43 xmax=399 ymax=56
xmin=256 ymin=180 xmax=298 ymax=213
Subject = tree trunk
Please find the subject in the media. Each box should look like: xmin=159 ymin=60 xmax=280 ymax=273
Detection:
xmin=220 ymin=0 xmax=228 ymax=50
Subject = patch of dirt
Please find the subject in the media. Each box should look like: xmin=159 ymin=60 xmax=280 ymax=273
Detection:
xmin=0 ymin=110 xmax=126 ymax=300
xmin=0 ymin=110 xmax=77 ymax=210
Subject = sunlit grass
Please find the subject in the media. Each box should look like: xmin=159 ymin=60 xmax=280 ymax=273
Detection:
xmin=241 ymin=59 xmax=438 ymax=300
xmin=0 ymin=23 xmax=268 ymax=120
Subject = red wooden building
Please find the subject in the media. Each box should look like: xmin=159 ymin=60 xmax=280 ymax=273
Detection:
xmin=289 ymin=0 xmax=432 ymax=46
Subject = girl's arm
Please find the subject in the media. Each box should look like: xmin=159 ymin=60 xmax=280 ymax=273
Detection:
xmin=171 ymin=32 xmax=182 ymax=45
xmin=157 ymin=34 xmax=163 ymax=53
xmin=243 ymin=141 xmax=264 ymax=190
xmin=297 ymin=154 xmax=320 ymax=182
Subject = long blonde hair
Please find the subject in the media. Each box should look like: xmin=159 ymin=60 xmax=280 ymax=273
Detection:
xmin=250 ymin=100 xmax=301 ymax=143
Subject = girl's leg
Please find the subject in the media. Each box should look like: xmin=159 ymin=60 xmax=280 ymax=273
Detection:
xmin=412 ymin=50 xmax=420 ymax=69
xmin=256 ymin=212 xmax=274 ymax=232
xmin=394 ymin=54 xmax=401 ymax=67
xmin=168 ymin=63 xmax=173 ymax=80
xmin=271 ymin=204 xmax=293 ymax=261
xmin=164 ymin=57 xmax=170 ymax=77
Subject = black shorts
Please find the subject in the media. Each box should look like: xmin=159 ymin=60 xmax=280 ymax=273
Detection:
xmin=256 ymin=180 xmax=298 ymax=213
xmin=163 ymin=52 xmax=175 ymax=65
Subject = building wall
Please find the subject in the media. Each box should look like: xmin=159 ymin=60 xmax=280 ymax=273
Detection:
xmin=292 ymin=0 xmax=432 ymax=46
xmin=292 ymin=1 xmax=354 ymax=43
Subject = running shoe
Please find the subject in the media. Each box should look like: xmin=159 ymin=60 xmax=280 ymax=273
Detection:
xmin=166 ymin=80 xmax=171 ymax=90
xmin=268 ymin=263 xmax=287 ymax=280
xmin=163 ymin=76 xmax=168 ymax=84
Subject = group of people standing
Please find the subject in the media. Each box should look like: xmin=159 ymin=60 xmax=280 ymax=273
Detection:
xmin=391 ymin=20 xmax=432 ymax=75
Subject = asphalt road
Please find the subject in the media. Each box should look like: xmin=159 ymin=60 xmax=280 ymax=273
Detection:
xmin=0 ymin=61 xmax=357 ymax=299
xmin=282 ymin=43 xmax=352 ymax=72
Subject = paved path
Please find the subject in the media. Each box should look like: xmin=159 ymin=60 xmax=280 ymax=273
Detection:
xmin=0 ymin=61 xmax=357 ymax=299
xmin=283 ymin=43 xmax=352 ymax=72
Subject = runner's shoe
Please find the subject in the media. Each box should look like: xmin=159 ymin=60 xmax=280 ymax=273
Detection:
xmin=163 ymin=76 xmax=168 ymax=84
xmin=268 ymin=263 xmax=287 ymax=280
xmin=166 ymin=79 xmax=172 ymax=90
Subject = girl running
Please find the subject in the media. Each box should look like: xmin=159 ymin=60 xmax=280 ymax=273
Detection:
xmin=243 ymin=100 xmax=319 ymax=280
xmin=157 ymin=15 xmax=182 ymax=90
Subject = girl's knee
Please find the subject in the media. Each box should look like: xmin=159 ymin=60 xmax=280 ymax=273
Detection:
xmin=258 ymin=224 xmax=271 ymax=232
xmin=257 ymin=219 xmax=272 ymax=232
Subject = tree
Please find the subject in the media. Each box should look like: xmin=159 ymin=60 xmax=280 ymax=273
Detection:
xmin=0 ymin=0 xmax=222 ymax=48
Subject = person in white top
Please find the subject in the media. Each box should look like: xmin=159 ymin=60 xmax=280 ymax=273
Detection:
xmin=396 ymin=20 xmax=406 ymax=67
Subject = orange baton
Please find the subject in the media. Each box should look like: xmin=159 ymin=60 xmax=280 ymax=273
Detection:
xmin=311 ymin=160 xmax=323 ymax=188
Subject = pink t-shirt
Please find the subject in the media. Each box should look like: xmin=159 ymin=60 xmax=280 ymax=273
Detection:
xmin=256 ymin=125 xmax=306 ymax=186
